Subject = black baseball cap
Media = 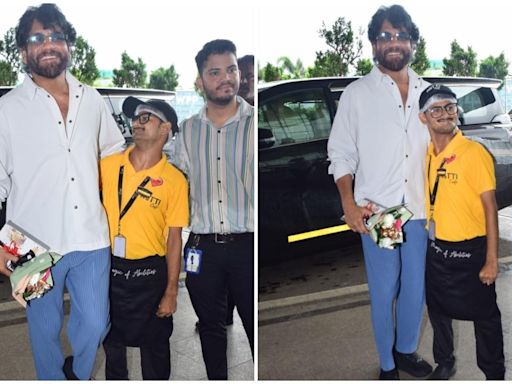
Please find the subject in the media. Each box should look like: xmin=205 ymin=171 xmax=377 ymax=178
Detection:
xmin=419 ymin=84 xmax=457 ymax=110
xmin=122 ymin=96 xmax=178 ymax=132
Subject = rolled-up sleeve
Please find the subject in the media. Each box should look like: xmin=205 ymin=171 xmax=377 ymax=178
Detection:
xmin=327 ymin=90 xmax=359 ymax=182
xmin=98 ymin=98 xmax=125 ymax=158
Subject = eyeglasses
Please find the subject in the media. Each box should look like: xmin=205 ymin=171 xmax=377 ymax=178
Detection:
xmin=375 ymin=31 xmax=411 ymax=42
xmin=26 ymin=32 xmax=67 ymax=45
xmin=427 ymin=103 xmax=458 ymax=118
xmin=131 ymin=113 xmax=154 ymax=125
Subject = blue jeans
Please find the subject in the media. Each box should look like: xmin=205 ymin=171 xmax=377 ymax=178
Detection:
xmin=361 ymin=219 xmax=427 ymax=371
xmin=26 ymin=247 xmax=110 ymax=379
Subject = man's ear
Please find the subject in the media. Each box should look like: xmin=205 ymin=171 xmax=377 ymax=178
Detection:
xmin=419 ymin=111 xmax=428 ymax=124
xmin=195 ymin=76 xmax=204 ymax=92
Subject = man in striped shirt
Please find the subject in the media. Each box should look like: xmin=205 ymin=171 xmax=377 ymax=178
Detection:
xmin=169 ymin=39 xmax=254 ymax=380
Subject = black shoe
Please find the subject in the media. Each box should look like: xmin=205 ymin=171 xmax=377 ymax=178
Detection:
xmin=428 ymin=364 xmax=456 ymax=380
xmin=63 ymin=356 xmax=79 ymax=380
xmin=379 ymin=368 xmax=400 ymax=380
xmin=393 ymin=350 xmax=433 ymax=377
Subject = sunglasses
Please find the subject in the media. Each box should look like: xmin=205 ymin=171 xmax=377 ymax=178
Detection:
xmin=375 ymin=31 xmax=411 ymax=42
xmin=26 ymin=32 xmax=67 ymax=45
xmin=131 ymin=113 xmax=156 ymax=125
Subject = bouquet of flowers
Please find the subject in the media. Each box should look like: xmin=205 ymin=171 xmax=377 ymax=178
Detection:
xmin=364 ymin=201 xmax=413 ymax=250
xmin=0 ymin=221 xmax=61 ymax=307
xmin=10 ymin=251 xmax=62 ymax=307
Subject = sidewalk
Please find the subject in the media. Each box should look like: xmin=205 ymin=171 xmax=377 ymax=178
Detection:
xmin=259 ymin=261 xmax=512 ymax=380
xmin=0 ymin=281 xmax=254 ymax=380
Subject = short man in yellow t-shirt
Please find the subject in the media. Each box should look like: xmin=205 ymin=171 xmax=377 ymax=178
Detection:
xmin=100 ymin=97 xmax=189 ymax=380
xmin=419 ymin=84 xmax=504 ymax=380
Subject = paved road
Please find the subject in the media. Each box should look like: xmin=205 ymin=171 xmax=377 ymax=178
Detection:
xmin=259 ymin=207 xmax=512 ymax=380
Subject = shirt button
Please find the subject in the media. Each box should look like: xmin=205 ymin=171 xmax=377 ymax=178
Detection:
xmin=217 ymin=180 xmax=221 ymax=184
xmin=219 ymin=200 xmax=222 ymax=203
xmin=405 ymin=179 xmax=408 ymax=183
xmin=217 ymin=157 xmax=220 ymax=160
xmin=75 ymin=95 xmax=79 ymax=98
xmin=405 ymin=154 xmax=409 ymax=158
xmin=399 ymin=105 xmax=402 ymax=108
xmin=74 ymin=205 xmax=78 ymax=209
xmin=407 ymin=105 xmax=411 ymax=108
xmin=220 ymin=221 xmax=224 ymax=224
xmin=68 ymin=149 xmax=71 ymax=152
xmin=71 ymin=177 xmax=75 ymax=181
xmin=58 ymin=121 xmax=62 ymax=125
xmin=217 ymin=130 xmax=221 ymax=134
xmin=69 ymin=120 xmax=72 ymax=123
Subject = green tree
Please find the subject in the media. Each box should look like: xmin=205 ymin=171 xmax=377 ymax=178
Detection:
xmin=478 ymin=53 xmax=509 ymax=84
xmin=277 ymin=56 xmax=305 ymax=79
xmin=0 ymin=27 xmax=20 ymax=85
xmin=312 ymin=17 xmax=363 ymax=76
xmin=355 ymin=58 xmax=373 ymax=76
xmin=261 ymin=62 xmax=281 ymax=82
xmin=411 ymin=37 xmax=429 ymax=75
xmin=112 ymin=51 xmax=147 ymax=88
xmin=442 ymin=40 xmax=477 ymax=76
xmin=70 ymin=36 xmax=99 ymax=85
xmin=149 ymin=65 xmax=179 ymax=90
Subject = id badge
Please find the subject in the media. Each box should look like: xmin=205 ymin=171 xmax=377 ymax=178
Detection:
xmin=428 ymin=219 xmax=436 ymax=241
xmin=185 ymin=248 xmax=202 ymax=274
xmin=113 ymin=235 xmax=126 ymax=258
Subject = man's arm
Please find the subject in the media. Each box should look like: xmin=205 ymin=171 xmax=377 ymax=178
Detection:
xmin=156 ymin=227 xmax=182 ymax=317
xmin=479 ymin=190 xmax=499 ymax=286
xmin=336 ymin=174 xmax=372 ymax=234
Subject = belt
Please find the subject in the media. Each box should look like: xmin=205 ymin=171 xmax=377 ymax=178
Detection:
xmin=191 ymin=232 xmax=253 ymax=244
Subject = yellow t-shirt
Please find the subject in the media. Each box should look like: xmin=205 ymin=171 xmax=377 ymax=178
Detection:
xmin=425 ymin=130 xmax=495 ymax=241
xmin=100 ymin=146 xmax=189 ymax=259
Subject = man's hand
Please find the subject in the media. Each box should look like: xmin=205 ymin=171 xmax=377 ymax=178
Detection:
xmin=156 ymin=290 xmax=177 ymax=318
xmin=479 ymin=259 xmax=498 ymax=286
xmin=0 ymin=248 xmax=18 ymax=277
xmin=343 ymin=203 xmax=374 ymax=234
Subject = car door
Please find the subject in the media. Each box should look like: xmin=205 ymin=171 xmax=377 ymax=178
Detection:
xmin=259 ymin=85 xmax=345 ymax=259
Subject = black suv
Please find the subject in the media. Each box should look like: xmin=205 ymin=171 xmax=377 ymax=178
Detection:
xmin=259 ymin=77 xmax=512 ymax=263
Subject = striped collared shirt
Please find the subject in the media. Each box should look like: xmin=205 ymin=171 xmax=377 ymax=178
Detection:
xmin=169 ymin=96 xmax=254 ymax=234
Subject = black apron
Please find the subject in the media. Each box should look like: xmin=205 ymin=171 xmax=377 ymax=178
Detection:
xmin=107 ymin=255 xmax=173 ymax=347
xmin=426 ymin=237 xmax=499 ymax=320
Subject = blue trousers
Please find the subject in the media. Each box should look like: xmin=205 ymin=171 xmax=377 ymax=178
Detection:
xmin=361 ymin=219 xmax=427 ymax=371
xmin=26 ymin=247 xmax=110 ymax=380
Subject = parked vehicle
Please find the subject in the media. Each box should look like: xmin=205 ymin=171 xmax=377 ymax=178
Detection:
xmin=259 ymin=76 xmax=512 ymax=264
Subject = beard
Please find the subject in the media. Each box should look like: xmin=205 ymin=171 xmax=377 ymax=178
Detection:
xmin=27 ymin=49 xmax=69 ymax=79
xmin=375 ymin=46 xmax=412 ymax=72
xmin=203 ymin=80 xmax=238 ymax=106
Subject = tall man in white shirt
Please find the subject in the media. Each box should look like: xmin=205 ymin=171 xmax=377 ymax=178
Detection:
xmin=0 ymin=4 xmax=124 ymax=380
xmin=327 ymin=5 xmax=432 ymax=380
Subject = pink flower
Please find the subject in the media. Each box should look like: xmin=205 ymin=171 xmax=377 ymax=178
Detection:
xmin=394 ymin=219 xmax=402 ymax=231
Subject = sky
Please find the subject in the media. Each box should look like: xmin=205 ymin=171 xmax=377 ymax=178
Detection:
xmin=1 ymin=0 xmax=510 ymax=90
xmin=256 ymin=0 xmax=512 ymax=75
xmin=0 ymin=0 xmax=256 ymax=89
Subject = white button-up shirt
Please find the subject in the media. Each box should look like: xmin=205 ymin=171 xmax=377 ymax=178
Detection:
xmin=0 ymin=73 xmax=125 ymax=254
xmin=327 ymin=66 xmax=430 ymax=219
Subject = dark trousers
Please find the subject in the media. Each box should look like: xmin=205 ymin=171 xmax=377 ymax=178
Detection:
xmin=185 ymin=233 xmax=254 ymax=380
xmin=104 ymin=339 xmax=171 ymax=380
xmin=428 ymin=307 xmax=505 ymax=380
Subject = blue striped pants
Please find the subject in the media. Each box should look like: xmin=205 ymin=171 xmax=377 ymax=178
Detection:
xmin=26 ymin=247 xmax=111 ymax=380
xmin=361 ymin=219 xmax=428 ymax=371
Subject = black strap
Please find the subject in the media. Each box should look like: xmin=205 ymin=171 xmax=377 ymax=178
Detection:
xmin=117 ymin=165 xmax=151 ymax=227
xmin=428 ymin=156 xmax=447 ymax=210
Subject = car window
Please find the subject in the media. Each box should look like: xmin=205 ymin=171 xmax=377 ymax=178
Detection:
xmin=446 ymin=85 xmax=506 ymax=125
xmin=259 ymin=88 xmax=331 ymax=146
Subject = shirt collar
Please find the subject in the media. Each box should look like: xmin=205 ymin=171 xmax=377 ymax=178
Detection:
xmin=369 ymin=65 xmax=423 ymax=88
xmin=122 ymin=145 xmax=167 ymax=176
xmin=21 ymin=71 xmax=83 ymax=101
xmin=427 ymin=129 xmax=463 ymax=158
xmin=198 ymin=95 xmax=254 ymax=126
